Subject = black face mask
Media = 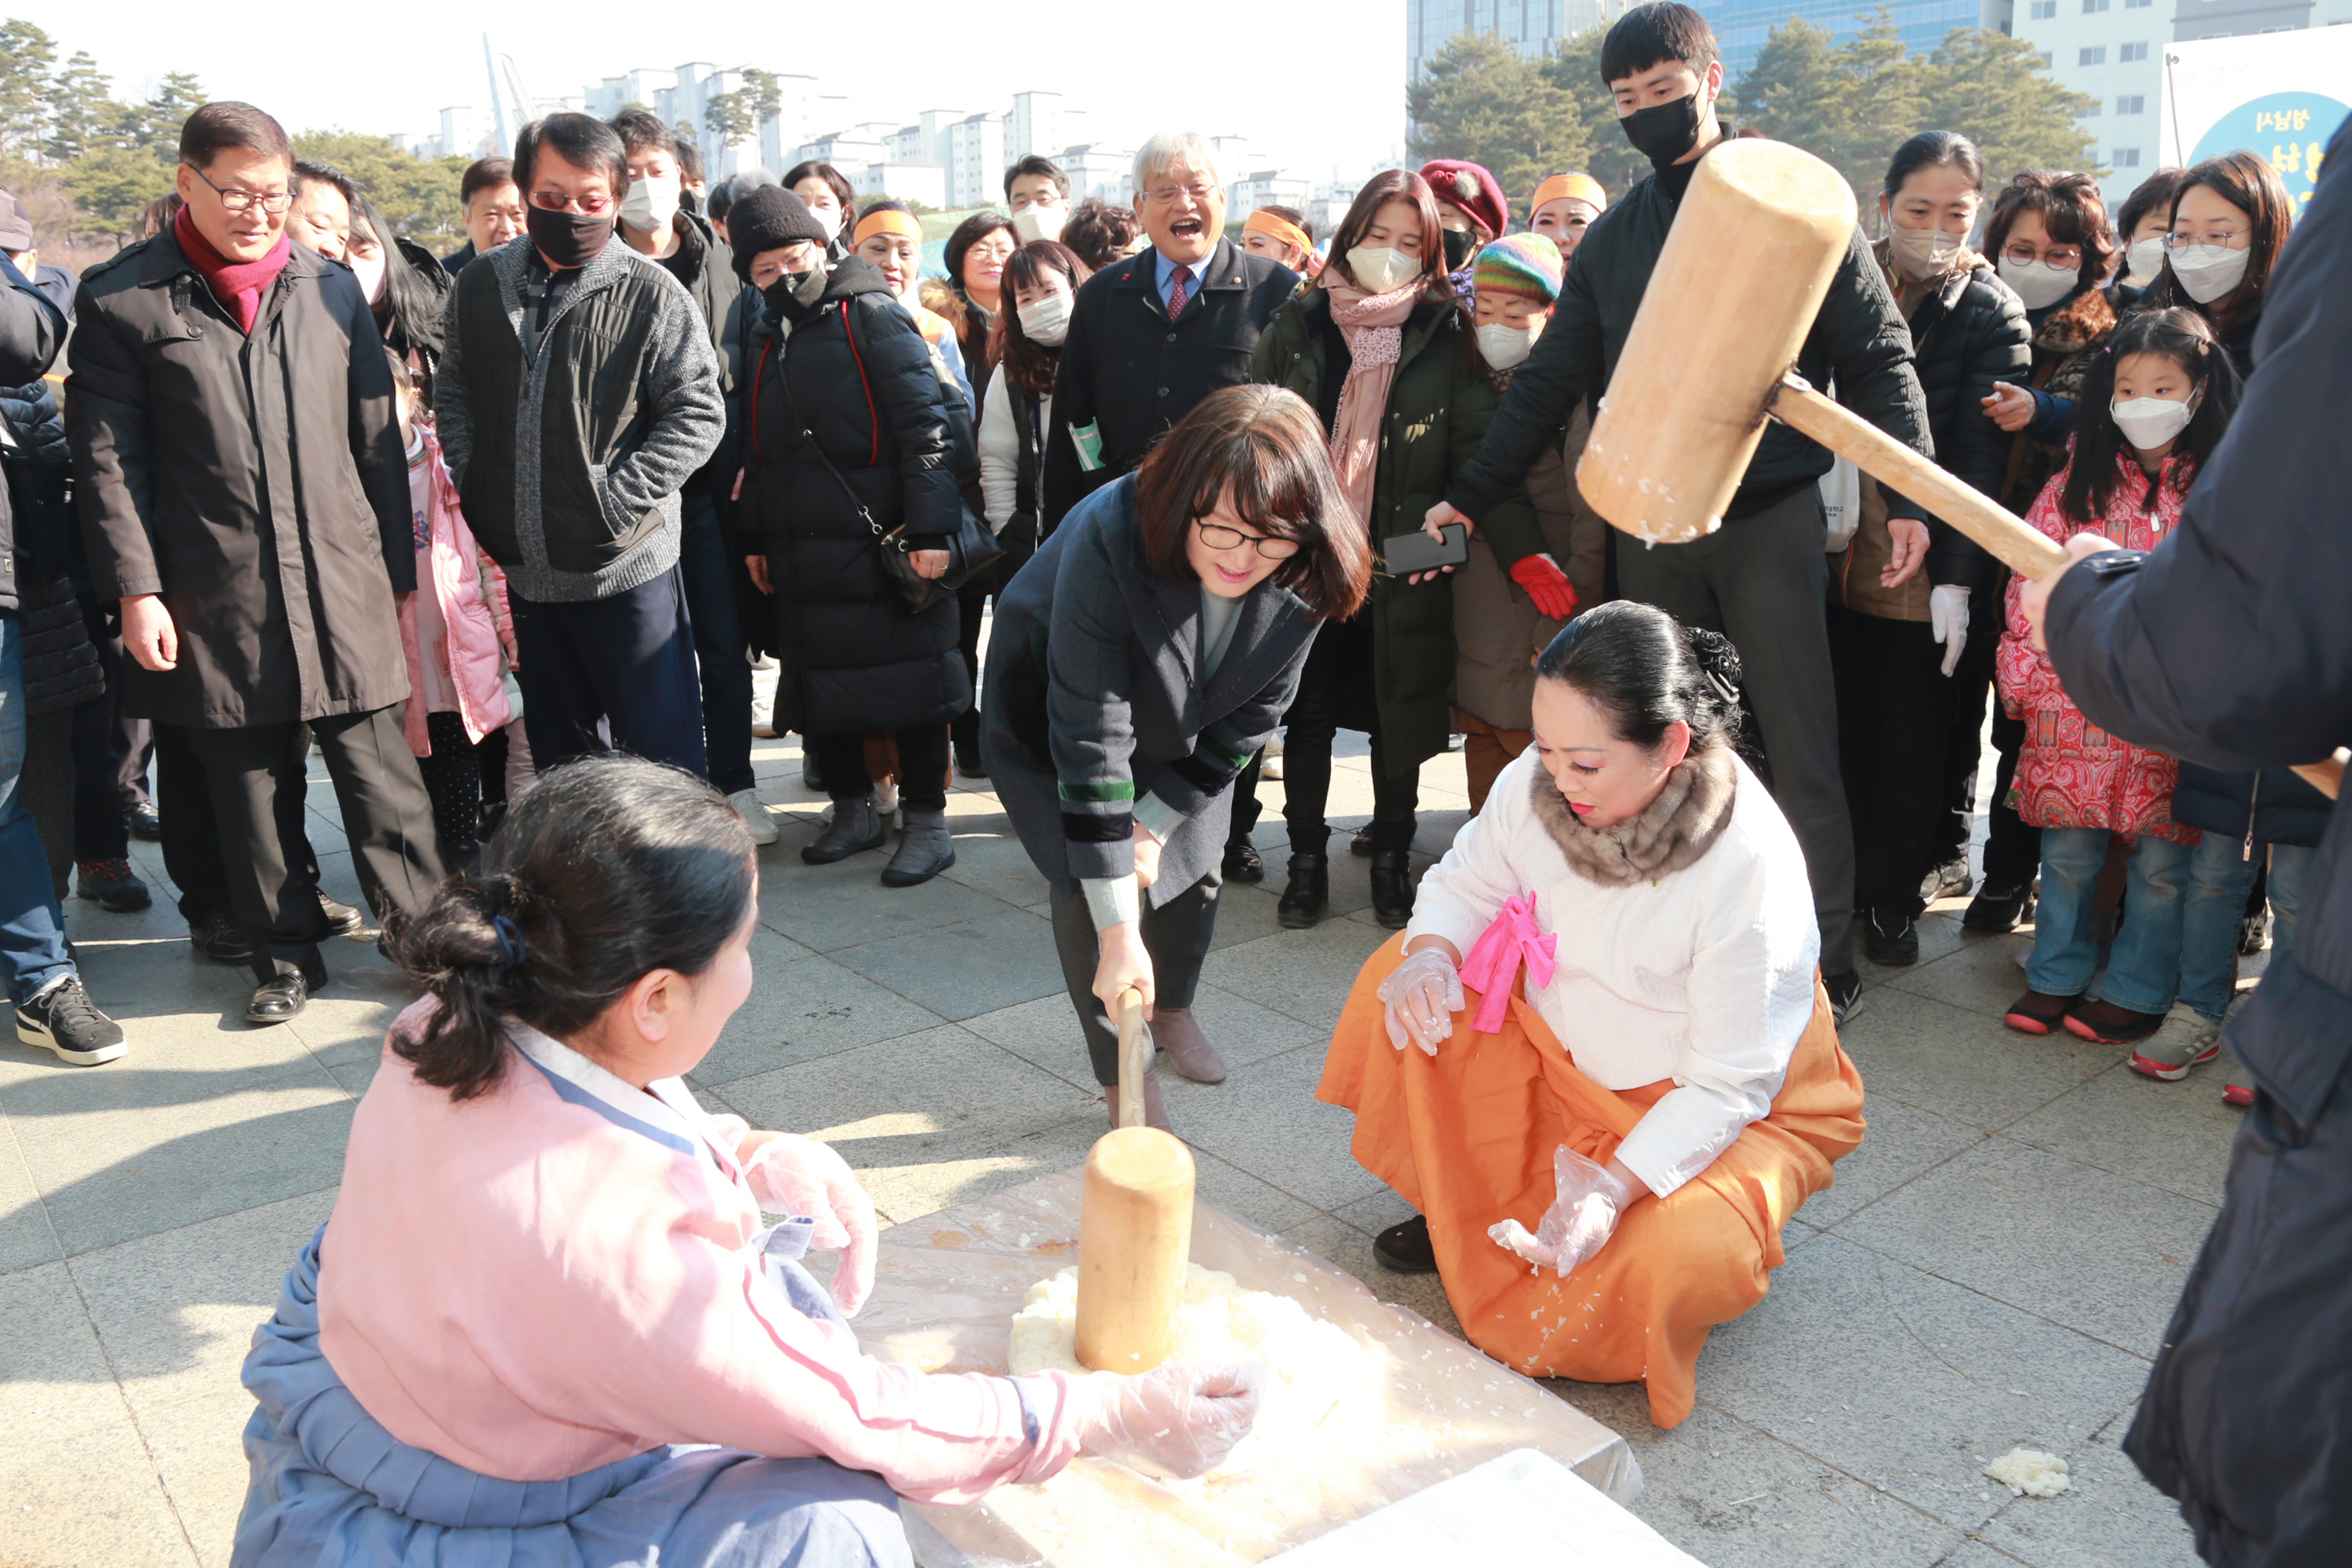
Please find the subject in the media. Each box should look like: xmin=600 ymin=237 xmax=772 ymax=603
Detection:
xmin=525 ymin=205 xmax=615 ymax=270
xmin=1442 ymin=228 xmax=1479 ymax=271
xmin=1620 ymin=87 xmax=1707 ymax=173
xmin=763 ymin=264 xmax=829 ymax=323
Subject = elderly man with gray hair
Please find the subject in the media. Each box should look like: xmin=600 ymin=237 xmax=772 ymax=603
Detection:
xmin=1034 ymin=129 xmax=1301 ymax=1084
xmin=1041 ymin=131 xmax=1298 ymax=532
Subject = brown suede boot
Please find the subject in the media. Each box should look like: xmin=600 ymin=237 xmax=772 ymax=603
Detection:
xmin=1103 ymin=1074 xmax=1173 ymax=1132
xmin=1148 ymin=1006 xmax=1228 ymax=1084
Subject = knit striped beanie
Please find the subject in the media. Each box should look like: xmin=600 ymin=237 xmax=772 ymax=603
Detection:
xmin=1472 ymin=234 xmax=1565 ymax=307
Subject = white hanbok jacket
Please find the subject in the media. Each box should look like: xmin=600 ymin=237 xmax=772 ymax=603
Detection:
xmin=1405 ymin=744 xmax=1821 ymax=1198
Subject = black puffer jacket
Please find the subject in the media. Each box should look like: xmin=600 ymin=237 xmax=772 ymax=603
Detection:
xmin=742 ymin=257 xmax=968 ymax=736
xmin=1449 ymin=135 xmax=1933 ymax=525
xmin=1882 ymin=244 xmax=2031 ymax=595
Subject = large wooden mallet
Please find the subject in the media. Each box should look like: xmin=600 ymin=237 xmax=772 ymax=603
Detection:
xmin=1075 ymin=988 xmax=1195 ymax=1373
xmin=1576 ymin=137 xmax=2068 ymax=581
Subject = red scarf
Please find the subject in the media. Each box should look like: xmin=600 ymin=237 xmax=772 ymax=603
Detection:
xmin=173 ymin=207 xmax=292 ymax=334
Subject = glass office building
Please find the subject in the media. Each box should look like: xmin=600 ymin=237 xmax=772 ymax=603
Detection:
xmin=1709 ymin=0 xmax=1999 ymax=75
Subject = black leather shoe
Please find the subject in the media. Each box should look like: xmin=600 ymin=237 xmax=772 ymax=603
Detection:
xmin=1222 ymin=837 xmax=1265 ymax=883
xmin=1374 ymin=1215 xmax=1438 ymax=1274
xmin=246 ymin=956 xmax=325 ymax=1026
xmin=1370 ymin=849 xmax=1415 ymax=929
xmin=318 ymin=893 xmax=365 ymax=936
xmin=1963 ymin=877 xmax=2037 ymax=933
xmin=188 ymin=910 xmax=256 ymax=965
xmin=127 ymin=800 xmax=163 ymax=840
xmin=1277 ymin=853 xmax=1328 ymax=929
xmin=801 ymin=752 xmax=825 ymax=793
xmin=954 ymin=743 xmax=989 ymax=780
xmin=1349 ymin=824 xmax=1374 ymax=857
xmin=1863 ymin=909 xmax=1919 ymax=965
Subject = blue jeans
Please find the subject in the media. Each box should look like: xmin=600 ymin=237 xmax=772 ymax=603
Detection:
xmin=2269 ymin=844 xmax=2316 ymax=969
xmin=2032 ymin=826 xmax=2256 ymax=1019
xmin=0 ymin=613 xmax=74 ymax=1005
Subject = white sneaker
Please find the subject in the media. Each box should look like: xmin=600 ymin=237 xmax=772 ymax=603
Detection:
xmin=1261 ymin=730 xmax=1285 ymax=781
xmin=729 ymin=788 xmax=779 ymax=845
xmin=873 ymin=779 xmax=901 ymax=824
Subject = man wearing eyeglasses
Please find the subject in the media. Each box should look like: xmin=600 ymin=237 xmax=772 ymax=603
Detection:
xmin=67 ymin=100 xmax=446 ymax=1026
xmin=434 ymin=111 xmax=724 ymax=785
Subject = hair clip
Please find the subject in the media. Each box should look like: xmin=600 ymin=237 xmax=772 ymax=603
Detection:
xmin=491 ymin=915 xmax=528 ymax=972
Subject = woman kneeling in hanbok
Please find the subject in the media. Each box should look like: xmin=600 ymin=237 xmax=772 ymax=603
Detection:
xmin=230 ymin=756 xmax=1258 ymax=1568
xmin=1318 ymin=602 xmax=1866 ymax=1429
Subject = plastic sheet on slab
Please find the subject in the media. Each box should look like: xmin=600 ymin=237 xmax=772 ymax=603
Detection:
xmin=849 ymin=1168 xmax=1641 ymax=1568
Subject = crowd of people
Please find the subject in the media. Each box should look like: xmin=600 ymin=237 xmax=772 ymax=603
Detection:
xmin=0 ymin=2 xmax=2340 ymax=1562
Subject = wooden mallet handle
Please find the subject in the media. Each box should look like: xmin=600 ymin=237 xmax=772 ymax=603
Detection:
xmin=1115 ymin=987 xmax=1149 ymax=1130
xmin=1769 ymin=376 xmax=2070 ymax=581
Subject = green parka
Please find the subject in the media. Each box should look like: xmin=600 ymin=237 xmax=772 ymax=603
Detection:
xmin=1248 ymin=285 xmax=1542 ymax=777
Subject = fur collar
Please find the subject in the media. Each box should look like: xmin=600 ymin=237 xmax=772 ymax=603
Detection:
xmin=1528 ymin=742 xmax=1738 ymax=887
xmin=2034 ymin=285 xmax=2116 ymax=356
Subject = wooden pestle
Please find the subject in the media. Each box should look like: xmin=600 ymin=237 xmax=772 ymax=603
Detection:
xmin=1075 ymin=989 xmax=1195 ymax=1373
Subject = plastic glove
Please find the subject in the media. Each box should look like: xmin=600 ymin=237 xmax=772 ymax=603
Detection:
xmin=1929 ymin=584 xmax=1971 ymax=678
xmin=1377 ymin=945 xmax=1465 ymax=1057
xmin=1488 ymin=1144 xmax=1637 ymax=1277
xmin=1071 ymin=1362 xmax=1266 ymax=1480
xmin=739 ymin=1133 xmax=880 ymax=1316
xmin=1507 ymin=553 xmax=1578 ymax=621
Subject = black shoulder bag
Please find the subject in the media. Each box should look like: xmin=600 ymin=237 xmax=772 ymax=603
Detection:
xmin=777 ymin=303 xmax=1003 ymax=617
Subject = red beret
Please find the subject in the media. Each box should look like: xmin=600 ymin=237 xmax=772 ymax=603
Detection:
xmin=1416 ymin=159 xmax=1510 ymax=242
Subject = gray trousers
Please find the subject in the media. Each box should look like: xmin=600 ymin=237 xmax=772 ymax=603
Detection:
xmin=1048 ymin=869 xmax=1222 ymax=1086
xmin=1615 ymin=483 xmax=1856 ymax=972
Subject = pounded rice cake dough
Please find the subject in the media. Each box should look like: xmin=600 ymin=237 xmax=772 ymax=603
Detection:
xmin=1008 ymin=1263 xmax=1368 ymax=1477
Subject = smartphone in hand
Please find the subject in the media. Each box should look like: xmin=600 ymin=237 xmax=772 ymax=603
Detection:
xmin=1380 ymin=523 xmax=1468 ymax=577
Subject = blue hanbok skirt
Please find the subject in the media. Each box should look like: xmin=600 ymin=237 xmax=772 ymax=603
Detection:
xmin=229 ymin=1228 xmax=912 ymax=1567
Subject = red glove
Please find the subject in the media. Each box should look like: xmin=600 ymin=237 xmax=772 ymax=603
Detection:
xmin=1508 ymin=554 xmax=1578 ymax=621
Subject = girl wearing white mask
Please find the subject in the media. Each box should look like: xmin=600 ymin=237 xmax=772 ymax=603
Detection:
xmin=964 ymin=239 xmax=1091 ymax=772
xmin=2143 ymin=151 xmax=2296 ymax=379
xmin=347 ymin=191 xmax=450 ymax=403
xmin=1996 ymin=307 xmax=2245 ymax=1058
xmin=1245 ymin=170 xmax=1550 ymax=930
xmin=1835 ymin=131 xmax=2031 ymax=965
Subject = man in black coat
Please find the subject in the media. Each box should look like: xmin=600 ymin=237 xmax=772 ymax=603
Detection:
xmin=68 ymin=101 xmax=443 ymax=1025
xmin=441 ymin=155 xmax=523 ymax=279
xmin=2023 ymin=112 xmax=2351 ymax=1568
xmin=1430 ymin=2 xmax=1934 ymax=1011
xmin=1041 ymin=131 xmax=1298 ymax=897
xmin=1042 ymin=132 xmax=1298 ymax=529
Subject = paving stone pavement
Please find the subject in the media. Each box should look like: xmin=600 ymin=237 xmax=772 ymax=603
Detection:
xmin=1 ymin=728 xmax=2240 ymax=1567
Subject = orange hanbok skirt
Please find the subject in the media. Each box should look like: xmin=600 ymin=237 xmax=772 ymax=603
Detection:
xmin=1317 ymin=936 xmax=1866 ymax=1428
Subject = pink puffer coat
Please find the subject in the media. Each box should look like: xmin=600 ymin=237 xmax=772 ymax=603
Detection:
xmin=400 ymin=425 xmax=514 ymax=756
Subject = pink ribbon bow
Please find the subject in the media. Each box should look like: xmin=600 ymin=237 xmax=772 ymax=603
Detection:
xmin=1458 ymin=895 xmax=1557 ymax=1034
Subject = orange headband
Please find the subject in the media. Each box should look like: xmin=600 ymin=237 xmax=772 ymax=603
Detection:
xmin=1530 ymin=173 xmax=1607 ymax=216
xmin=852 ymin=209 xmax=923 ymax=247
xmin=1245 ymin=209 xmax=1312 ymax=259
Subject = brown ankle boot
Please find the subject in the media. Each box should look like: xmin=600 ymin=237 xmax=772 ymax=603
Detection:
xmin=1103 ymin=1073 xmax=1174 ymax=1132
xmin=1148 ymin=1006 xmax=1228 ymax=1084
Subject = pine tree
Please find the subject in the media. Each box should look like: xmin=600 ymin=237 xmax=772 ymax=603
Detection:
xmin=0 ymin=17 xmax=56 ymax=159
xmin=1919 ymin=30 xmax=2101 ymax=183
xmin=40 ymin=49 xmax=111 ymax=163
xmin=1406 ymin=30 xmax=1589 ymax=216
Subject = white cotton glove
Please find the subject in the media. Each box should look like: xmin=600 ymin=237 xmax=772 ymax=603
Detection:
xmin=1069 ymin=1363 xmax=1267 ymax=1479
xmin=1377 ymin=946 xmax=1465 ymax=1057
xmin=1929 ymin=584 xmax=1972 ymax=678
xmin=738 ymin=1133 xmax=880 ymax=1317
xmin=1489 ymin=1145 xmax=1638 ymax=1277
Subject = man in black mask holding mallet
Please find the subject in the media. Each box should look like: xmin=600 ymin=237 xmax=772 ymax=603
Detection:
xmin=1426 ymin=2 xmax=1934 ymax=1020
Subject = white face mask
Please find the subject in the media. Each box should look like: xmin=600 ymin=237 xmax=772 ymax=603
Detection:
xmin=349 ymin=250 xmax=387 ymax=305
xmin=1997 ymin=253 xmax=2078 ymax=310
xmin=620 ymin=173 xmax=680 ymax=233
xmin=1011 ymin=204 xmax=1066 ymax=245
xmin=1476 ymin=321 xmax=1538 ymax=371
xmin=2125 ymin=236 xmax=2167 ymax=283
xmin=1016 ymin=290 xmax=1071 ymax=347
xmin=1888 ymin=225 xmax=1967 ymax=280
xmin=2167 ymin=242 xmax=2252 ymax=304
xmin=1345 ymin=244 xmax=1420 ymax=295
xmin=2112 ymin=393 xmax=2197 ymax=451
